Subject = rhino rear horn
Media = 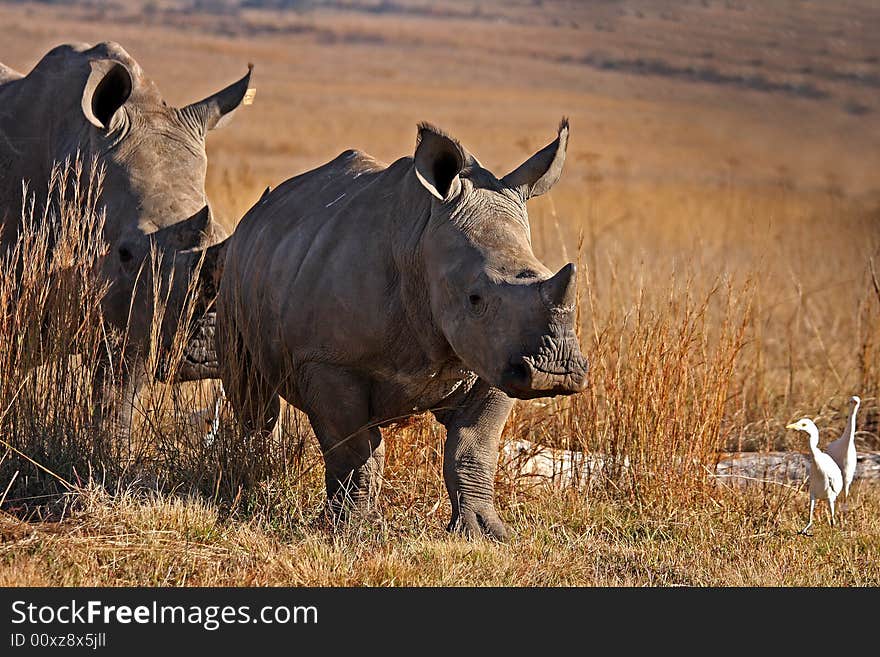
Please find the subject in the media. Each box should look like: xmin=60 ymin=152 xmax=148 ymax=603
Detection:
xmin=82 ymin=59 xmax=133 ymax=129
xmin=540 ymin=263 xmax=577 ymax=310
xmin=414 ymin=123 xmax=466 ymax=202
xmin=502 ymin=118 xmax=569 ymax=200
xmin=183 ymin=64 xmax=254 ymax=132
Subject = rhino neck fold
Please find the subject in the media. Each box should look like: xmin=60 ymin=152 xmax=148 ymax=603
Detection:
xmin=387 ymin=163 xmax=459 ymax=368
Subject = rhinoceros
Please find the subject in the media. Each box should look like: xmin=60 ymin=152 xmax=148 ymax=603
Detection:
xmin=216 ymin=120 xmax=588 ymax=540
xmin=0 ymin=42 xmax=252 ymax=435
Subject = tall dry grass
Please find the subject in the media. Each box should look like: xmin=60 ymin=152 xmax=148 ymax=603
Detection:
xmin=0 ymin=157 xmax=116 ymax=512
xmin=858 ymin=258 xmax=880 ymax=396
xmin=521 ymin=269 xmax=751 ymax=507
xmin=0 ymin=157 xmax=229 ymax=514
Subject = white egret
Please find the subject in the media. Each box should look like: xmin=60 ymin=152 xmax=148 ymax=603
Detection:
xmin=826 ymin=395 xmax=861 ymax=504
xmin=786 ymin=418 xmax=843 ymax=535
xmin=203 ymin=382 xmax=226 ymax=448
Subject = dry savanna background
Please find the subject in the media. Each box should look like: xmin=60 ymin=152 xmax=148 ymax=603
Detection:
xmin=1 ymin=0 xmax=879 ymax=585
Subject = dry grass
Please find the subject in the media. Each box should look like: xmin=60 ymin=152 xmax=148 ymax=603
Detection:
xmin=2 ymin=484 xmax=878 ymax=586
xmin=0 ymin=157 xmax=115 ymax=499
xmin=0 ymin=0 xmax=879 ymax=586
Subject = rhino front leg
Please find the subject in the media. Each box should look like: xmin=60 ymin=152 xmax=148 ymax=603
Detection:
xmin=92 ymin=350 xmax=145 ymax=442
xmin=217 ymin=305 xmax=281 ymax=438
xmin=434 ymin=379 xmax=514 ymax=542
xmin=298 ymin=363 xmax=384 ymax=523
xmin=217 ymin=321 xmax=280 ymax=487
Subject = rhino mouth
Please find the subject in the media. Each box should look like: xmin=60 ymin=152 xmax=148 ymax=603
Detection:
xmin=524 ymin=358 xmax=576 ymax=377
xmin=178 ymin=309 xmax=219 ymax=381
xmin=155 ymin=309 xmax=219 ymax=382
xmin=499 ymin=352 xmax=588 ymax=400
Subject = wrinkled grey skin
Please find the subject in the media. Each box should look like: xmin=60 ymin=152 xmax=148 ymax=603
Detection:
xmin=0 ymin=42 xmax=252 ymax=436
xmin=217 ymin=120 xmax=588 ymax=540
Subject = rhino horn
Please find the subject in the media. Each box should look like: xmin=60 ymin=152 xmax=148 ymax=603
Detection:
xmin=502 ymin=117 xmax=569 ymax=200
xmin=540 ymin=263 xmax=577 ymax=310
xmin=154 ymin=205 xmax=213 ymax=250
xmin=182 ymin=64 xmax=255 ymax=132
xmin=81 ymin=58 xmax=133 ymax=129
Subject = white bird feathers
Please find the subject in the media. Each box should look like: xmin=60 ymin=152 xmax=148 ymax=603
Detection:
xmin=825 ymin=395 xmax=861 ymax=502
xmin=786 ymin=417 xmax=843 ymax=535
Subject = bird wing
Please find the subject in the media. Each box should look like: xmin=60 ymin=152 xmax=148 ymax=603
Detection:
xmin=819 ymin=453 xmax=844 ymax=493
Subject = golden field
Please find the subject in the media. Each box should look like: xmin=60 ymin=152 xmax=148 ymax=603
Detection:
xmin=0 ymin=0 xmax=878 ymax=585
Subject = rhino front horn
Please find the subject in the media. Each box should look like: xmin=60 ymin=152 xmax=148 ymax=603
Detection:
xmin=541 ymin=263 xmax=577 ymax=310
xmin=154 ymin=205 xmax=212 ymax=250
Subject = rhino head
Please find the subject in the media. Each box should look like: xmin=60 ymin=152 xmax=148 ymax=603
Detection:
xmin=70 ymin=43 xmax=252 ymax=380
xmin=414 ymin=120 xmax=588 ymax=399
xmin=103 ymin=205 xmax=227 ymax=383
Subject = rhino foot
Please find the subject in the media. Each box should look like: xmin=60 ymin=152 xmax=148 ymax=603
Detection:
xmin=315 ymin=502 xmax=386 ymax=538
xmin=448 ymin=504 xmax=509 ymax=542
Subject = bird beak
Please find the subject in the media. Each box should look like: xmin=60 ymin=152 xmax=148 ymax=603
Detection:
xmin=785 ymin=423 xmax=797 ymax=430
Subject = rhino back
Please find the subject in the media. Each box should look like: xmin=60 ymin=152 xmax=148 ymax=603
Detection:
xmin=0 ymin=63 xmax=22 ymax=84
xmin=0 ymin=42 xmax=209 ymax=243
xmin=0 ymin=74 xmax=43 ymax=240
xmin=222 ymin=150 xmax=418 ymax=386
xmin=0 ymin=42 xmax=137 ymax=159
xmin=0 ymin=44 xmax=129 ymax=241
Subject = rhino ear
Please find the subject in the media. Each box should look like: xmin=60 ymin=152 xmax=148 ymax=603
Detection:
xmin=502 ymin=118 xmax=569 ymax=199
xmin=82 ymin=59 xmax=133 ymax=129
xmin=183 ymin=64 xmax=255 ymax=132
xmin=414 ymin=123 xmax=466 ymax=202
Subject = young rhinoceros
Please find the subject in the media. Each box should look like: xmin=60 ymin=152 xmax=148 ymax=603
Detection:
xmin=216 ymin=120 xmax=588 ymax=540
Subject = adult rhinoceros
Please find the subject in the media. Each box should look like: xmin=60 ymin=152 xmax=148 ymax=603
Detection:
xmin=216 ymin=120 xmax=588 ymax=540
xmin=0 ymin=42 xmax=252 ymax=435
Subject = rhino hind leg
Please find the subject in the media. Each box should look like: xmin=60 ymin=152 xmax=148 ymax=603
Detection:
xmin=297 ymin=363 xmax=385 ymax=524
xmin=434 ymin=379 xmax=514 ymax=542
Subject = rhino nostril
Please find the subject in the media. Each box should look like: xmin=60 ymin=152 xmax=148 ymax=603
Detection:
xmin=507 ymin=360 xmax=531 ymax=384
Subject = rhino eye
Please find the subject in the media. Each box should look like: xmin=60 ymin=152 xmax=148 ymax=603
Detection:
xmin=118 ymin=246 xmax=133 ymax=264
xmin=468 ymin=294 xmax=487 ymax=317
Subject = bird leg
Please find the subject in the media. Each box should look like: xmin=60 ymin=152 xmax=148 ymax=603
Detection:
xmin=799 ymin=499 xmax=816 ymax=536
xmin=839 ymin=490 xmax=850 ymax=520
xmin=829 ymin=499 xmax=836 ymax=528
